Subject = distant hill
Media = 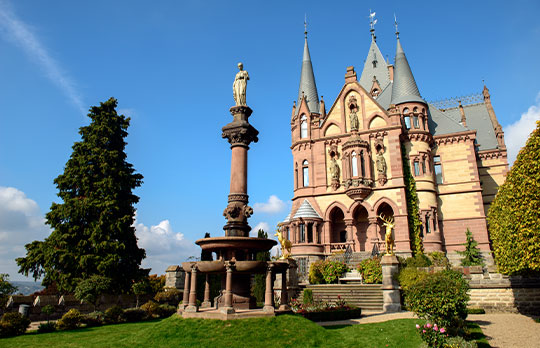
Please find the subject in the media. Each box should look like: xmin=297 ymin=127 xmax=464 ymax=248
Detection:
xmin=10 ymin=281 xmax=44 ymax=296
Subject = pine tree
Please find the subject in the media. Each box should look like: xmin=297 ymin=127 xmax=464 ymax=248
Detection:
xmin=17 ymin=98 xmax=146 ymax=292
xmin=251 ymin=229 xmax=270 ymax=303
xmin=457 ymin=229 xmax=484 ymax=266
xmin=488 ymin=121 xmax=540 ymax=274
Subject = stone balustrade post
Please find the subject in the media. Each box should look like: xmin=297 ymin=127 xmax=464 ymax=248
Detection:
xmin=381 ymin=254 xmax=401 ymax=312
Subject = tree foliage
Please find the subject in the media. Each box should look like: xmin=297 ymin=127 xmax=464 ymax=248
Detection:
xmin=0 ymin=274 xmax=18 ymax=309
xmin=401 ymin=144 xmax=423 ymax=255
xmin=488 ymin=121 xmax=540 ymax=274
xmin=457 ymin=229 xmax=484 ymax=267
xmin=74 ymin=275 xmax=112 ymax=311
xmin=252 ymin=229 xmax=270 ymax=303
xmin=16 ymin=98 xmax=146 ymax=292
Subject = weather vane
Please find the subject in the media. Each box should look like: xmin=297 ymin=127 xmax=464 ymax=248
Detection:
xmin=394 ymin=13 xmax=399 ymax=38
xmin=304 ymin=14 xmax=307 ymax=38
xmin=369 ymin=10 xmax=377 ymax=40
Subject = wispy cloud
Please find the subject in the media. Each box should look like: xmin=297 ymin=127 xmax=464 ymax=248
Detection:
xmin=504 ymin=92 xmax=540 ymax=165
xmin=0 ymin=0 xmax=85 ymax=114
xmin=253 ymin=195 xmax=285 ymax=214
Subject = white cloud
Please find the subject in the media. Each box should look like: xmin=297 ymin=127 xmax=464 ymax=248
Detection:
xmin=134 ymin=214 xmax=198 ymax=275
xmin=250 ymin=221 xmax=271 ymax=237
xmin=504 ymin=92 xmax=540 ymax=165
xmin=253 ymin=195 xmax=285 ymax=214
xmin=0 ymin=187 xmax=50 ymax=280
xmin=0 ymin=1 xmax=85 ymax=114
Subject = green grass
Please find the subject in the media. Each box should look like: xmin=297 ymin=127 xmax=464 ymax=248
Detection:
xmin=0 ymin=315 xmax=488 ymax=348
xmin=466 ymin=321 xmax=491 ymax=348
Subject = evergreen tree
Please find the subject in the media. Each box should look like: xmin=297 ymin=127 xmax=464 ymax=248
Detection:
xmin=488 ymin=121 xmax=540 ymax=274
xmin=457 ymin=229 xmax=484 ymax=266
xmin=401 ymin=144 xmax=424 ymax=255
xmin=17 ymin=98 xmax=146 ymax=292
xmin=251 ymin=229 xmax=270 ymax=303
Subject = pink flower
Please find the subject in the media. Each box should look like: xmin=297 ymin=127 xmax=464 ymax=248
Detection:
xmin=440 ymin=328 xmax=446 ymax=333
xmin=426 ymin=323 xmax=432 ymax=328
xmin=422 ymin=330 xmax=426 ymax=333
xmin=416 ymin=324 xmax=420 ymax=329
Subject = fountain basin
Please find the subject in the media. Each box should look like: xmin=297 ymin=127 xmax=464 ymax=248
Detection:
xmin=196 ymin=236 xmax=277 ymax=252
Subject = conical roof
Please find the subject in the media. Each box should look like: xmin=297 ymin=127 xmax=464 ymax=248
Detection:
xmin=293 ymin=199 xmax=321 ymax=219
xmin=282 ymin=212 xmax=291 ymax=224
xmin=359 ymin=37 xmax=391 ymax=91
xmin=297 ymin=35 xmax=320 ymax=114
xmin=391 ymin=39 xmax=424 ymax=105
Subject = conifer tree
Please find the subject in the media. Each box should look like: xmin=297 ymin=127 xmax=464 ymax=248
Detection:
xmin=488 ymin=121 xmax=540 ymax=274
xmin=17 ymin=98 xmax=146 ymax=292
xmin=457 ymin=229 xmax=484 ymax=266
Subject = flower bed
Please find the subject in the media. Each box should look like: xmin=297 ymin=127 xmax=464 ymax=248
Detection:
xmin=290 ymin=296 xmax=361 ymax=322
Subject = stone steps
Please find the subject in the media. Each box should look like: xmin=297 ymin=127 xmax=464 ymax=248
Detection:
xmin=296 ymin=284 xmax=383 ymax=311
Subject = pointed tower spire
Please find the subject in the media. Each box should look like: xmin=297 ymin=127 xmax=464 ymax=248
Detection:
xmin=391 ymin=36 xmax=424 ymax=105
xmin=297 ymin=19 xmax=320 ymax=114
xmin=359 ymin=13 xmax=390 ymax=91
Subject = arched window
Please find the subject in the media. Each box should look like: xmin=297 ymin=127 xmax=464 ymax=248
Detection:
xmin=302 ymin=160 xmax=309 ymax=187
xmin=299 ymin=223 xmax=306 ymax=243
xmin=351 ymin=151 xmax=358 ymax=177
xmin=413 ymin=115 xmax=419 ymax=128
xmin=300 ymin=115 xmax=308 ymax=139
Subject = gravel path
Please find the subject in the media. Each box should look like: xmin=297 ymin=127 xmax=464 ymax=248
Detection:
xmin=468 ymin=313 xmax=540 ymax=348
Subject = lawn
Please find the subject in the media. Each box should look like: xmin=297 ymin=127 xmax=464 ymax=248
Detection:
xmin=0 ymin=315 xmax=488 ymax=348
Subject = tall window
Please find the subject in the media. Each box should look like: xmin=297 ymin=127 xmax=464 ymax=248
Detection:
xmin=299 ymin=223 xmax=306 ymax=243
xmin=307 ymin=223 xmax=313 ymax=243
xmin=413 ymin=115 xmax=419 ymax=128
xmin=295 ymin=163 xmax=299 ymax=189
xmin=300 ymin=115 xmax=308 ymax=139
xmin=351 ymin=151 xmax=358 ymax=177
xmin=285 ymin=227 xmax=289 ymax=240
xmin=425 ymin=216 xmax=431 ymax=234
xmin=404 ymin=116 xmax=411 ymax=129
xmin=433 ymin=156 xmax=443 ymax=184
xmin=360 ymin=151 xmax=366 ymax=177
xmin=413 ymin=161 xmax=420 ymax=176
xmin=421 ymin=159 xmax=426 ymax=175
xmin=302 ymin=160 xmax=309 ymax=187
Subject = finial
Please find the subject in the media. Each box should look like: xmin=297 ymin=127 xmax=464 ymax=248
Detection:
xmin=394 ymin=13 xmax=399 ymax=39
xmin=304 ymin=14 xmax=307 ymax=38
xmin=369 ymin=10 xmax=377 ymax=41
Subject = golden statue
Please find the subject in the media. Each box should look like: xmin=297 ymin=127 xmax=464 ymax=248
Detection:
xmin=378 ymin=214 xmax=395 ymax=255
xmin=274 ymin=228 xmax=292 ymax=259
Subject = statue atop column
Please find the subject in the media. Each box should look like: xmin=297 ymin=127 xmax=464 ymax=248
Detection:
xmin=233 ymin=62 xmax=249 ymax=106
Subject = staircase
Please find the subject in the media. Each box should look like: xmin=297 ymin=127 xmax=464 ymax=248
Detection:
xmin=296 ymin=284 xmax=383 ymax=311
xmin=328 ymin=251 xmax=373 ymax=269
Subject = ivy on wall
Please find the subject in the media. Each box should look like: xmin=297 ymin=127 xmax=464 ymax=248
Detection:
xmin=401 ymin=143 xmax=424 ymax=255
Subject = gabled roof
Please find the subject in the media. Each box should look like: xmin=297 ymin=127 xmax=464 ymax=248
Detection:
xmin=292 ymin=199 xmax=321 ymax=219
xmin=359 ymin=37 xmax=391 ymax=92
xmin=391 ymin=39 xmax=424 ymax=105
xmin=297 ymin=35 xmax=320 ymax=115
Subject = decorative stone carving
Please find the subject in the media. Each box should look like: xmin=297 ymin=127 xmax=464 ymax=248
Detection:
xmin=327 ymin=145 xmax=340 ymax=190
xmin=222 ymin=124 xmax=259 ymax=146
xmin=343 ymin=178 xmax=373 ymax=201
xmin=233 ymin=62 xmax=249 ymax=106
xmin=375 ymin=136 xmax=387 ymax=186
xmin=348 ymin=95 xmax=359 ymax=132
xmin=223 ymin=203 xmax=253 ymax=223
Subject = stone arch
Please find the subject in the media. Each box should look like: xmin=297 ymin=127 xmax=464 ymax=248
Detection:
xmin=324 ymin=201 xmax=350 ymax=221
xmin=352 ymin=203 xmax=370 ymax=251
xmin=372 ymin=197 xmax=400 ymax=218
xmin=368 ymin=115 xmax=387 ymax=129
xmin=328 ymin=206 xmax=347 ymax=243
xmin=323 ymin=122 xmax=341 ymax=137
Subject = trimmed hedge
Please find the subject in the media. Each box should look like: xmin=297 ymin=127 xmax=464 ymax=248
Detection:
xmin=296 ymin=308 xmax=362 ymax=322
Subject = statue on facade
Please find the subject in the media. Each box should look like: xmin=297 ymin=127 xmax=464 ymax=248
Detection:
xmin=378 ymin=214 xmax=395 ymax=255
xmin=376 ymin=148 xmax=387 ymax=185
xmin=350 ymin=110 xmax=359 ymax=131
xmin=233 ymin=62 xmax=249 ymax=106
xmin=329 ymin=157 xmax=340 ymax=190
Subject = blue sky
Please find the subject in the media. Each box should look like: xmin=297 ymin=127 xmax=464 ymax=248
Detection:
xmin=1 ymin=0 xmax=539 ymax=281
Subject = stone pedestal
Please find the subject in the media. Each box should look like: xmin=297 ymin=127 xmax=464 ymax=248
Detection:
xmin=165 ymin=265 xmax=185 ymax=290
xmin=381 ymin=254 xmax=401 ymax=312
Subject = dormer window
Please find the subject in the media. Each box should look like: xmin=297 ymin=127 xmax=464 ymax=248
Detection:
xmin=372 ymin=60 xmax=377 ymax=68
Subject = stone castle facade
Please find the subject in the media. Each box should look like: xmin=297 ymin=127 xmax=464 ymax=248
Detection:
xmin=279 ymin=25 xmax=509 ymax=272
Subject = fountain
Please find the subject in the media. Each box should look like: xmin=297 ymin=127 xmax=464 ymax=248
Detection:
xmin=180 ymin=63 xmax=292 ymax=320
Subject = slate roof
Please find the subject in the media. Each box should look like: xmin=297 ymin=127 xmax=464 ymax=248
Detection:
xmin=391 ymin=39 xmax=424 ymax=105
xmin=359 ymin=38 xmax=391 ymax=92
xmin=292 ymin=199 xmax=321 ymax=219
xmin=297 ymin=36 xmax=320 ymax=115
xmin=282 ymin=213 xmax=291 ymax=224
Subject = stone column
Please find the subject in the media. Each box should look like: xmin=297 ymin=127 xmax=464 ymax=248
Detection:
xmin=201 ymin=274 xmax=211 ymax=308
xmin=368 ymin=216 xmax=380 ymax=252
xmin=185 ymin=266 xmax=198 ymax=313
xmin=381 ymin=254 xmax=401 ymax=312
xmin=344 ymin=218 xmax=354 ymax=248
xmin=264 ymin=264 xmax=275 ymax=313
xmin=180 ymin=270 xmax=191 ymax=311
xmin=221 ymin=262 xmax=235 ymax=314
xmin=222 ymin=106 xmax=259 ymax=238
xmin=365 ymin=150 xmax=373 ymax=180
xmin=279 ymin=270 xmax=290 ymax=310
xmin=314 ymin=222 xmax=319 ymax=244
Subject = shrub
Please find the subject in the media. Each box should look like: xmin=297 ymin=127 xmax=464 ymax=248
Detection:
xmin=457 ymin=229 xmax=484 ymax=267
xmin=82 ymin=311 xmax=104 ymax=327
xmin=56 ymin=309 xmax=82 ymax=331
xmin=41 ymin=304 xmax=55 ymax=322
xmin=320 ymin=260 xmax=348 ymax=284
xmin=302 ymin=289 xmax=313 ymax=305
xmin=308 ymin=260 xmax=325 ymax=285
xmin=444 ymin=336 xmax=478 ymax=348
xmin=157 ymin=304 xmax=176 ymax=318
xmin=488 ymin=120 xmax=540 ymax=274
xmin=37 ymin=321 xmax=56 ymax=333
xmin=397 ymin=266 xmax=428 ymax=292
xmin=154 ymin=289 xmax=182 ymax=306
xmin=104 ymin=305 xmax=125 ymax=324
xmin=357 ymin=257 xmax=382 ymax=284
xmin=132 ymin=280 xmax=152 ymax=308
xmin=124 ymin=308 xmax=148 ymax=322
xmin=428 ymin=252 xmax=450 ymax=268
xmin=141 ymin=300 xmax=160 ymax=317
xmin=0 ymin=312 xmax=30 ymax=337
xmin=403 ymin=254 xmax=432 ymax=268
xmin=404 ymin=269 xmax=469 ymax=329
xmin=0 ymin=274 xmax=18 ymax=309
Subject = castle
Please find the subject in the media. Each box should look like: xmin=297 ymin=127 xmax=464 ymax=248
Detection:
xmin=280 ymin=20 xmax=509 ymax=275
